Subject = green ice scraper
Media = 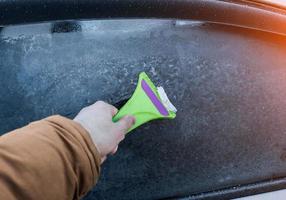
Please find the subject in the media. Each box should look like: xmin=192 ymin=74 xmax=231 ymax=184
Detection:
xmin=113 ymin=72 xmax=177 ymax=133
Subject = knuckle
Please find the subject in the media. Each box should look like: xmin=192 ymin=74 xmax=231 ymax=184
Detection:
xmin=112 ymin=107 xmax=118 ymax=115
xmin=81 ymin=107 xmax=88 ymax=112
xmin=95 ymin=100 xmax=105 ymax=106
xmin=112 ymin=105 xmax=118 ymax=112
xmin=93 ymin=101 xmax=109 ymax=109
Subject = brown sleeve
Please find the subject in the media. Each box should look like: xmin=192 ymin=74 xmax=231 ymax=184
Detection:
xmin=0 ymin=115 xmax=101 ymax=200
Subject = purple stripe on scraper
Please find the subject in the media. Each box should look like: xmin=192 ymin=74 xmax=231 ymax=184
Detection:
xmin=141 ymin=80 xmax=169 ymax=116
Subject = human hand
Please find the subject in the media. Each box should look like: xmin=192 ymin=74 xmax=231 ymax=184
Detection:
xmin=74 ymin=101 xmax=135 ymax=163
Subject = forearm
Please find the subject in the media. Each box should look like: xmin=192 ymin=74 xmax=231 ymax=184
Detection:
xmin=0 ymin=115 xmax=101 ymax=200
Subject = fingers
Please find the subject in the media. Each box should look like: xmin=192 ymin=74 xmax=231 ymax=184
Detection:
xmin=111 ymin=106 xmax=118 ymax=117
xmin=114 ymin=115 xmax=135 ymax=134
xmin=94 ymin=101 xmax=118 ymax=117
xmin=111 ymin=146 xmax=118 ymax=155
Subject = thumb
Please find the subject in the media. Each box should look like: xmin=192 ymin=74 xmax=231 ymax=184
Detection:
xmin=115 ymin=115 xmax=135 ymax=134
